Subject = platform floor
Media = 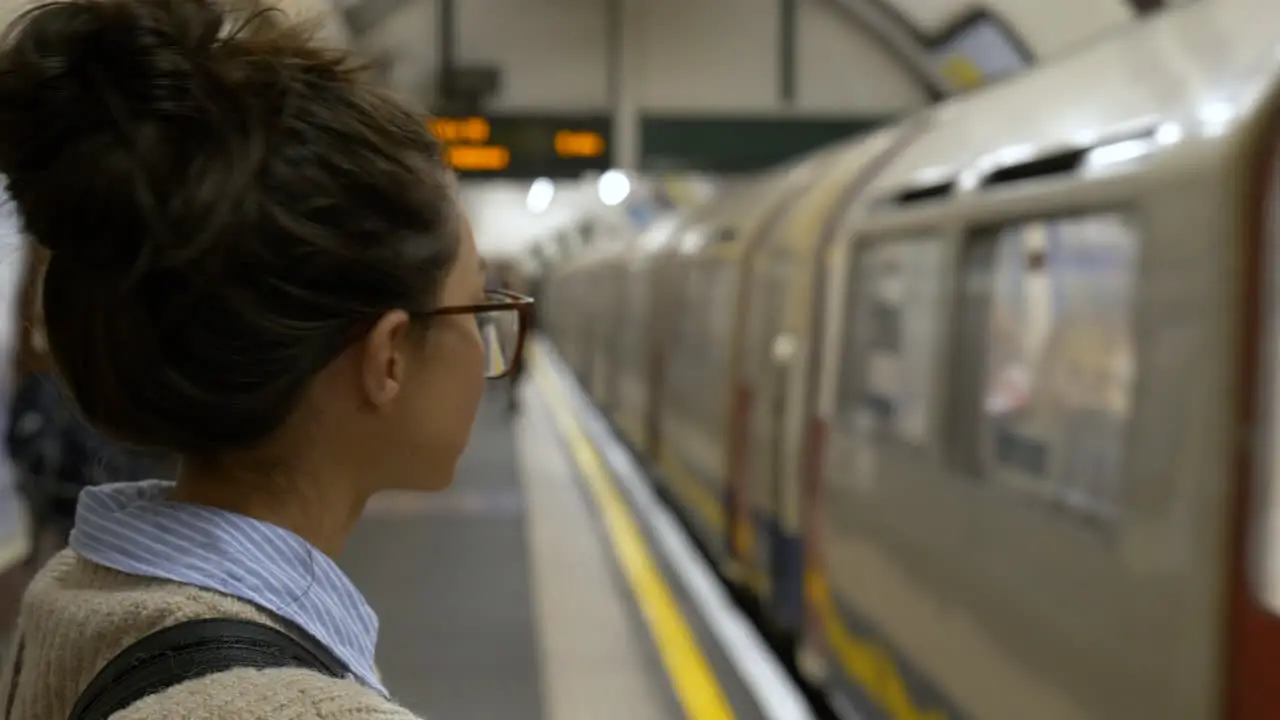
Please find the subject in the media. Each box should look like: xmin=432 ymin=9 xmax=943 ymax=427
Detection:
xmin=341 ymin=385 xmax=679 ymax=719
xmin=342 ymin=389 xmax=545 ymax=717
xmin=338 ymin=342 xmax=811 ymax=720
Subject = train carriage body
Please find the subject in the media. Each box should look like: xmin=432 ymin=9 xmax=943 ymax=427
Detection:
xmin=732 ymin=124 xmax=932 ymax=637
xmin=543 ymin=0 xmax=1280 ymax=716
xmin=802 ymin=0 xmax=1280 ymax=717
xmin=608 ymin=215 xmax=685 ymax=449
xmin=652 ymin=177 xmax=806 ymax=566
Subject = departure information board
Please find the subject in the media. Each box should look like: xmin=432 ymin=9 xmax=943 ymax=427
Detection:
xmin=427 ymin=114 xmax=613 ymax=179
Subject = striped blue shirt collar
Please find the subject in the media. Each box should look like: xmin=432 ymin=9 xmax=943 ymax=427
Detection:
xmin=69 ymin=479 xmax=384 ymax=695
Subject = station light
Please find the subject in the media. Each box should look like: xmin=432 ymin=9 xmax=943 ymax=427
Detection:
xmin=597 ymin=170 xmax=631 ymax=207
xmin=526 ymin=177 xmax=555 ymax=214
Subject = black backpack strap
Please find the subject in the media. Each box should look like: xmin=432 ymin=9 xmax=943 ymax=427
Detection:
xmin=68 ymin=618 xmax=348 ymax=720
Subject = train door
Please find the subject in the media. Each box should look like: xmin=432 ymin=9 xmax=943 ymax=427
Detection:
xmin=589 ymin=265 xmax=612 ymax=405
xmin=726 ymin=188 xmax=822 ymax=582
xmin=703 ymin=259 xmax=741 ymax=565
xmin=601 ymin=262 xmax=624 ymax=412
xmin=788 ymin=140 xmax=921 ymax=666
xmin=564 ymin=272 xmax=585 ymax=379
xmin=796 ymin=234 xmax=851 ymax=686
xmin=792 ymin=127 xmax=929 ymax=667
xmin=657 ymin=256 xmax=731 ymax=552
xmin=557 ymin=272 xmax=577 ymax=374
xmin=578 ymin=272 xmax=597 ymax=389
xmin=725 ymin=250 xmax=758 ymax=576
xmin=742 ymin=252 xmax=793 ymax=605
xmin=617 ymin=217 xmax=682 ymax=443
xmin=644 ymin=251 xmax=681 ymax=460
xmin=764 ymin=267 xmax=793 ymax=620
xmin=615 ymin=254 xmax=653 ymax=446
xmin=1232 ymin=97 xmax=1280 ymax=720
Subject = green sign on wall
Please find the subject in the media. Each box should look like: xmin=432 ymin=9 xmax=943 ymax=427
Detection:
xmin=640 ymin=115 xmax=888 ymax=174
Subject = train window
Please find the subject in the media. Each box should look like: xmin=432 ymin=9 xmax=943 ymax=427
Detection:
xmin=686 ymin=262 xmax=736 ymax=429
xmin=670 ymin=262 xmax=721 ymax=420
xmin=667 ymin=268 xmax=701 ymax=414
xmin=707 ymin=264 xmax=737 ymax=350
xmin=621 ymin=264 xmax=650 ymax=376
xmin=836 ymin=236 xmax=945 ymax=445
xmin=704 ymin=263 xmax=738 ymax=416
xmin=955 ymin=212 xmax=1139 ymax=521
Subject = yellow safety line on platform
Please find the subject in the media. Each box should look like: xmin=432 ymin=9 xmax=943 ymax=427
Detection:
xmin=531 ymin=347 xmax=736 ymax=720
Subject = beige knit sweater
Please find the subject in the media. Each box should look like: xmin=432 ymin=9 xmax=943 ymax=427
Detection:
xmin=0 ymin=550 xmax=421 ymax=719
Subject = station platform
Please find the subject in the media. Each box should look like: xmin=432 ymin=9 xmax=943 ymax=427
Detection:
xmin=340 ymin=340 xmax=816 ymax=720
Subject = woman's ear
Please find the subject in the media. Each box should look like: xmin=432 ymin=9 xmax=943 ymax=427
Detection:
xmin=358 ymin=309 xmax=413 ymax=411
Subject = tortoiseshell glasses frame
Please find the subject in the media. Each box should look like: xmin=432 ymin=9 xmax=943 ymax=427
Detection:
xmin=431 ymin=288 xmax=535 ymax=379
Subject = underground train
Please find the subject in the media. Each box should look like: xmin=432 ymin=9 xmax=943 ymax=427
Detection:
xmin=542 ymin=0 xmax=1280 ymax=718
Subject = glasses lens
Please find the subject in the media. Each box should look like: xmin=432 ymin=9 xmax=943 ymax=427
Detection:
xmin=477 ymin=294 xmax=521 ymax=378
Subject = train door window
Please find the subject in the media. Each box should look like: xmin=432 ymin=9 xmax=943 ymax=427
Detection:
xmin=835 ymin=235 xmax=945 ymax=445
xmin=685 ymin=260 xmax=716 ymax=424
xmin=623 ymin=262 xmax=651 ymax=376
xmin=673 ymin=263 xmax=714 ymax=417
xmin=707 ymin=263 xmax=737 ymax=357
xmin=668 ymin=266 xmax=696 ymax=414
xmin=701 ymin=263 xmax=738 ymax=428
xmin=957 ymin=212 xmax=1140 ymax=522
xmin=744 ymin=266 xmax=769 ymax=381
xmin=604 ymin=265 xmax=624 ymax=358
xmin=751 ymin=257 xmax=790 ymax=383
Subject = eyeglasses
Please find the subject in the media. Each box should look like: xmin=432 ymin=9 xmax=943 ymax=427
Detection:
xmin=432 ymin=289 xmax=534 ymax=379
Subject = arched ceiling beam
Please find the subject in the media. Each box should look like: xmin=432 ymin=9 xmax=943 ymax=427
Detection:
xmin=813 ymin=0 xmax=1039 ymax=98
xmin=812 ymin=0 xmax=952 ymax=100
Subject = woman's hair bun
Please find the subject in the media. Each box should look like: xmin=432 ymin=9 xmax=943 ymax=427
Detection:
xmin=0 ymin=0 xmax=275 ymax=268
xmin=0 ymin=0 xmax=457 ymax=458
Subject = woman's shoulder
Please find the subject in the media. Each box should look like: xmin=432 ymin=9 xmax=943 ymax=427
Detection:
xmin=112 ymin=667 xmax=423 ymax=720
xmin=10 ymin=552 xmax=422 ymax=719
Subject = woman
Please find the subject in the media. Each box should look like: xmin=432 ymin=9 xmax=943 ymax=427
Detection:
xmin=0 ymin=0 xmax=529 ymax=717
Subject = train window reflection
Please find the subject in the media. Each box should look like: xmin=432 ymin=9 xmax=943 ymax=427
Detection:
xmin=668 ymin=267 xmax=704 ymax=415
xmin=660 ymin=258 xmax=727 ymax=507
xmin=704 ymin=263 xmax=737 ymax=429
xmin=971 ymin=212 xmax=1139 ymax=522
xmin=836 ymin=236 xmax=944 ymax=447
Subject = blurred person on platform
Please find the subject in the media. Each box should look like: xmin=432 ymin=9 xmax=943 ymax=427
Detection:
xmin=7 ymin=247 xmax=176 ymax=564
xmin=501 ymin=264 xmax=536 ymax=414
xmin=0 ymin=0 xmax=530 ymax=717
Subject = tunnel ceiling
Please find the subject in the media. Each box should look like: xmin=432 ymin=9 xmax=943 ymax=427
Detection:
xmin=312 ymin=0 xmax=1186 ymax=259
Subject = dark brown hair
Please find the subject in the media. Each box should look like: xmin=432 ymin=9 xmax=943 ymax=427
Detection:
xmin=0 ymin=0 xmax=460 ymax=458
